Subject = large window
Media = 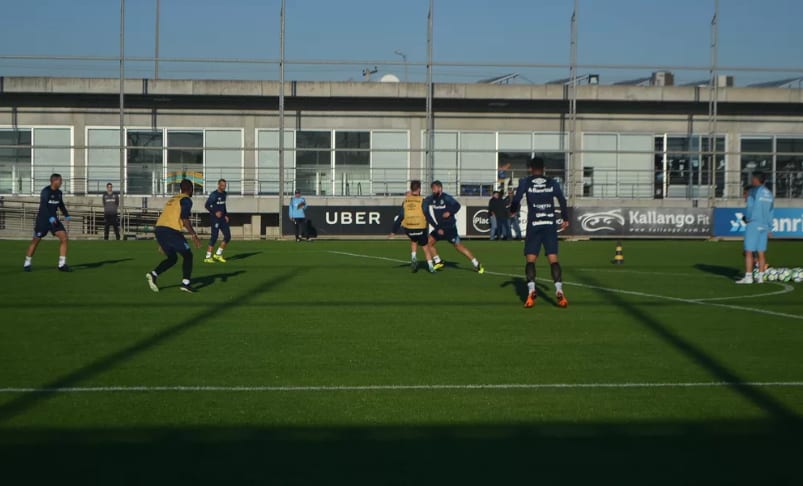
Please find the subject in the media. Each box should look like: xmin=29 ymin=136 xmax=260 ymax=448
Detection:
xmin=432 ymin=131 xmax=458 ymax=194
xmin=166 ymin=131 xmax=203 ymax=193
xmin=295 ymin=131 xmax=331 ymax=195
xmin=775 ymin=138 xmax=803 ymax=199
xmin=334 ymin=131 xmax=369 ymax=196
xmin=371 ymin=131 xmax=408 ymax=195
xmin=0 ymin=129 xmax=32 ymax=194
xmin=205 ymin=130 xmax=242 ymax=194
xmin=655 ymin=135 xmax=725 ymax=198
xmin=33 ymin=128 xmax=72 ymax=191
xmin=127 ymin=130 xmax=163 ymax=195
xmin=257 ymin=129 xmax=295 ymax=195
xmin=459 ymin=132 xmax=495 ymax=196
xmin=87 ymin=128 xmax=121 ymax=194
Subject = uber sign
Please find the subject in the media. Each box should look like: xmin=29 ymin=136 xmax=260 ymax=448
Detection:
xmin=282 ymin=205 xmax=398 ymax=236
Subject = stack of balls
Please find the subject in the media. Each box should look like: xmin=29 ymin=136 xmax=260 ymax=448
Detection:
xmin=758 ymin=267 xmax=803 ymax=283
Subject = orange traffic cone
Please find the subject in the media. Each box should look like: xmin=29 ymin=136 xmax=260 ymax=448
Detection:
xmin=612 ymin=241 xmax=624 ymax=265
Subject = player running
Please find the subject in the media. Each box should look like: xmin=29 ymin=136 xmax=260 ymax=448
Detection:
xmin=23 ymin=173 xmax=72 ymax=272
xmin=146 ymin=179 xmax=202 ymax=293
xmin=736 ymin=172 xmax=774 ymax=285
xmin=389 ymin=180 xmax=436 ymax=273
xmin=204 ymin=178 xmax=231 ymax=264
xmin=423 ymin=180 xmax=484 ymax=274
xmin=510 ymin=157 xmax=569 ymax=308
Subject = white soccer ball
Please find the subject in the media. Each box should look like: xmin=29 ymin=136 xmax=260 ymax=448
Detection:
xmin=780 ymin=269 xmax=793 ymax=283
xmin=766 ymin=269 xmax=778 ymax=282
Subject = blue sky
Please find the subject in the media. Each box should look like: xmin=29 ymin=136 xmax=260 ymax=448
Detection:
xmin=0 ymin=0 xmax=801 ymax=85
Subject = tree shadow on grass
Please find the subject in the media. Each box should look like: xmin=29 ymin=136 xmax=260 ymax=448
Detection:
xmin=0 ymin=420 xmax=800 ymax=485
xmin=0 ymin=269 xmax=305 ymax=424
xmin=694 ymin=263 xmax=741 ymax=280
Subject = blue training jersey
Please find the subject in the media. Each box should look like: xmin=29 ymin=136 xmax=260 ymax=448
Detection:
xmin=423 ymin=192 xmax=461 ymax=228
xmin=746 ymin=185 xmax=774 ymax=230
xmin=36 ymin=185 xmax=69 ymax=223
xmin=205 ymin=190 xmax=227 ymax=218
xmin=511 ymin=176 xmax=567 ymax=229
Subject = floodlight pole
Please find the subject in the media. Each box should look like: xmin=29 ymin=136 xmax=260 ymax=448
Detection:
xmin=425 ymin=0 xmax=434 ymax=185
xmin=278 ymin=0 xmax=286 ymax=238
xmin=568 ymin=0 xmax=579 ymax=205
xmin=119 ymin=0 xmax=126 ymax=221
xmin=154 ymin=0 xmax=160 ymax=80
xmin=708 ymin=0 xmax=719 ymax=200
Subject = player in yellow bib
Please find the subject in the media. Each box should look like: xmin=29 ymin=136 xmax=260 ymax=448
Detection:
xmin=146 ymin=179 xmax=202 ymax=293
xmin=389 ymin=180 xmax=436 ymax=273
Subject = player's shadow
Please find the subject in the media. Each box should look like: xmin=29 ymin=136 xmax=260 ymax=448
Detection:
xmin=694 ymin=264 xmax=741 ymax=280
xmin=71 ymin=258 xmax=133 ymax=270
xmin=501 ymin=278 xmax=556 ymax=306
xmin=162 ymin=270 xmax=247 ymax=290
xmin=225 ymin=252 xmax=262 ymax=262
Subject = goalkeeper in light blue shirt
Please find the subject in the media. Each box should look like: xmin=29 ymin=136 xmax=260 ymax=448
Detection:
xmin=736 ymin=172 xmax=774 ymax=284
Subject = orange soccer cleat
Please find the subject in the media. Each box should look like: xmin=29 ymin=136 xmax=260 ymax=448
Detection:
xmin=524 ymin=291 xmax=537 ymax=308
xmin=556 ymin=292 xmax=569 ymax=308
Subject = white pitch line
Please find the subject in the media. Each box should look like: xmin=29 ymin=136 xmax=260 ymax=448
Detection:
xmin=329 ymin=251 xmax=803 ymax=321
xmin=2 ymin=382 xmax=803 ymax=394
xmin=692 ymin=283 xmax=795 ymax=302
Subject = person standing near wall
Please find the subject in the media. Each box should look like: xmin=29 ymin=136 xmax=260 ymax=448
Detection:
xmin=507 ymin=188 xmax=522 ymax=240
xmin=103 ymin=183 xmax=121 ymax=240
xmin=289 ymin=190 xmax=309 ymax=242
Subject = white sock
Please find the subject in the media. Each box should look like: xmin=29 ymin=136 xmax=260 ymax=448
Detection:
xmin=151 ymin=271 xmax=159 ymax=278
xmin=427 ymin=260 xmax=434 ymax=269
xmin=205 ymin=251 xmax=212 ymax=258
xmin=471 ymin=258 xmax=479 ymax=267
xmin=216 ymin=248 xmax=224 ymax=256
xmin=411 ymin=252 xmax=417 ymax=261
xmin=527 ymin=281 xmax=536 ymax=293
xmin=24 ymin=256 xmax=32 ymax=267
xmin=555 ymin=282 xmax=564 ymax=294
xmin=433 ymin=256 xmax=442 ymax=264
xmin=58 ymin=256 xmax=66 ymax=267
xmin=182 ymin=279 xmax=190 ymax=286
xmin=745 ymin=272 xmax=752 ymax=279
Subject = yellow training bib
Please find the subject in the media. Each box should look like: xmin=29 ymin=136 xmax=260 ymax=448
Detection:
xmin=156 ymin=193 xmax=190 ymax=232
xmin=402 ymin=195 xmax=427 ymax=230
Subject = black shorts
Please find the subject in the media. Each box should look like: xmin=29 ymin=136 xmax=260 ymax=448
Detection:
xmin=524 ymin=227 xmax=559 ymax=256
xmin=155 ymin=227 xmax=190 ymax=255
xmin=34 ymin=220 xmax=65 ymax=238
xmin=405 ymin=228 xmax=429 ymax=246
xmin=431 ymin=226 xmax=460 ymax=245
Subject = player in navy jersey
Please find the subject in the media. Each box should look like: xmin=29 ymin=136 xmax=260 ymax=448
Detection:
xmin=204 ymin=178 xmax=231 ymax=263
xmin=423 ymin=181 xmax=484 ymax=274
xmin=23 ymin=173 xmax=72 ymax=272
xmin=510 ymin=157 xmax=569 ymax=308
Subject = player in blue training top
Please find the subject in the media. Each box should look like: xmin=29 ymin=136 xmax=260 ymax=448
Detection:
xmin=423 ymin=180 xmax=484 ymax=274
xmin=511 ymin=157 xmax=569 ymax=308
xmin=736 ymin=171 xmax=774 ymax=285
xmin=23 ymin=173 xmax=72 ymax=272
xmin=204 ymin=178 xmax=231 ymax=263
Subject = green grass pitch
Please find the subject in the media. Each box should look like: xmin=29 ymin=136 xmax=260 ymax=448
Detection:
xmin=1 ymin=238 xmax=802 ymax=484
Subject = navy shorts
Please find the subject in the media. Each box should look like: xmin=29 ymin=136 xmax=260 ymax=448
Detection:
xmin=431 ymin=226 xmax=460 ymax=245
xmin=34 ymin=220 xmax=66 ymax=238
xmin=155 ymin=227 xmax=190 ymax=255
xmin=405 ymin=228 xmax=429 ymax=246
xmin=210 ymin=217 xmax=232 ymax=245
xmin=524 ymin=227 xmax=559 ymax=256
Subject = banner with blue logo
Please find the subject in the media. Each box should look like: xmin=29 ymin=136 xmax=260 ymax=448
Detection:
xmin=713 ymin=208 xmax=803 ymax=238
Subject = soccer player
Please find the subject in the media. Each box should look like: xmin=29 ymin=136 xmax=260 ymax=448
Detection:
xmin=736 ymin=172 xmax=774 ymax=285
xmin=103 ymin=182 xmax=121 ymax=240
xmin=146 ymin=179 xmax=202 ymax=293
xmin=289 ymin=189 xmax=309 ymax=242
xmin=204 ymin=178 xmax=231 ymax=263
xmin=389 ymin=180 xmax=436 ymax=273
xmin=510 ymin=157 xmax=569 ymax=308
xmin=23 ymin=173 xmax=72 ymax=272
xmin=423 ymin=180 xmax=484 ymax=274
